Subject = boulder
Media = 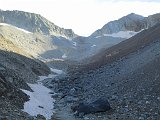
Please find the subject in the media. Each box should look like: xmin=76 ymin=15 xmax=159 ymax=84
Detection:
xmin=72 ymin=98 xmax=111 ymax=116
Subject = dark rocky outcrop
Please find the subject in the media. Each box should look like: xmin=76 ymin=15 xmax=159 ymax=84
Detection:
xmin=0 ymin=50 xmax=50 ymax=89
xmin=0 ymin=50 xmax=51 ymax=119
xmin=72 ymin=98 xmax=111 ymax=116
xmin=0 ymin=75 xmax=29 ymax=108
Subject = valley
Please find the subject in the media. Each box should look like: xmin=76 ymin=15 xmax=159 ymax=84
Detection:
xmin=0 ymin=10 xmax=160 ymax=120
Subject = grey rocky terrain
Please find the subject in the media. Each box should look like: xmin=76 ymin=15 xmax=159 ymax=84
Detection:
xmin=0 ymin=37 xmax=51 ymax=119
xmin=50 ymin=23 xmax=160 ymax=120
xmin=1 ymin=10 xmax=160 ymax=120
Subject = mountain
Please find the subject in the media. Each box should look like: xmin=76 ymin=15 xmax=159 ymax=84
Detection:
xmin=0 ymin=10 xmax=77 ymax=39
xmin=67 ymin=13 xmax=160 ymax=61
xmin=2 ymin=11 xmax=160 ymax=63
xmin=0 ymin=22 xmax=78 ymax=64
xmin=91 ymin=13 xmax=145 ymax=37
xmin=54 ymin=22 xmax=160 ymax=120
xmin=1 ymin=11 xmax=160 ymax=119
xmin=0 ymin=10 xmax=81 ymax=64
xmin=91 ymin=13 xmax=160 ymax=37
xmin=1 ymin=11 xmax=160 ymax=63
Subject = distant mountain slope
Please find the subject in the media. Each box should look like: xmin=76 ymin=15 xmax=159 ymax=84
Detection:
xmin=79 ymin=23 xmax=160 ymax=71
xmin=1 ymin=11 xmax=160 ymax=63
xmin=91 ymin=13 xmax=145 ymax=37
xmin=91 ymin=13 xmax=160 ymax=38
xmin=0 ymin=23 xmax=77 ymax=64
xmin=68 ymin=13 xmax=160 ymax=61
xmin=0 ymin=10 xmax=77 ymax=39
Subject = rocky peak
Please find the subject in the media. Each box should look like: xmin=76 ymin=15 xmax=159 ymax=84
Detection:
xmin=126 ymin=13 xmax=144 ymax=19
xmin=91 ymin=13 xmax=145 ymax=37
xmin=0 ymin=10 xmax=78 ymax=39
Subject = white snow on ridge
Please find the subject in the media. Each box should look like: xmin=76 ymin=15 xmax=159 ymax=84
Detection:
xmin=0 ymin=23 xmax=10 ymax=26
xmin=95 ymin=30 xmax=141 ymax=39
xmin=15 ymin=27 xmax=31 ymax=34
xmin=0 ymin=23 xmax=31 ymax=34
xmin=103 ymin=31 xmax=138 ymax=39
xmin=22 ymin=83 xmax=55 ymax=120
xmin=95 ymin=36 xmax=101 ymax=38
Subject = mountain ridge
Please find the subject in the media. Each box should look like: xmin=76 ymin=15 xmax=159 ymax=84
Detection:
xmin=91 ymin=13 xmax=160 ymax=37
xmin=0 ymin=10 xmax=78 ymax=39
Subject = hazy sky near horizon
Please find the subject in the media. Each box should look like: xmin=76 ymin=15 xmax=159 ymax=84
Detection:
xmin=0 ymin=0 xmax=160 ymax=36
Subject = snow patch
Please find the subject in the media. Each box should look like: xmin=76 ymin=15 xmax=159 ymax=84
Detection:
xmin=95 ymin=36 xmax=101 ymax=38
xmin=0 ymin=23 xmax=31 ymax=34
xmin=16 ymin=27 xmax=31 ymax=34
xmin=22 ymin=83 xmax=55 ymax=120
xmin=22 ymin=67 xmax=64 ymax=119
xmin=72 ymin=42 xmax=77 ymax=46
xmin=91 ymin=44 xmax=96 ymax=47
xmin=38 ymin=68 xmax=63 ymax=82
xmin=0 ymin=23 xmax=10 ymax=26
xmin=38 ymin=74 xmax=56 ymax=82
xmin=103 ymin=31 xmax=139 ymax=39
xmin=38 ymin=57 xmax=64 ymax=63
xmin=50 ymin=68 xmax=63 ymax=74
xmin=62 ymin=54 xmax=67 ymax=58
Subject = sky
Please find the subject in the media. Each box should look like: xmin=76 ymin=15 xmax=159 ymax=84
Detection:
xmin=0 ymin=0 xmax=160 ymax=36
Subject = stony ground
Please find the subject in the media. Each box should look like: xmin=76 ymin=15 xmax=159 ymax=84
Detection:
xmin=48 ymin=37 xmax=160 ymax=120
xmin=0 ymin=48 xmax=51 ymax=119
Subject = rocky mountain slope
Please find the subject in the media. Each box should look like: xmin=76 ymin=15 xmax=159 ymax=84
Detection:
xmin=0 ymin=10 xmax=77 ymax=39
xmin=65 ymin=13 xmax=160 ymax=61
xmin=0 ymin=23 xmax=77 ymax=65
xmin=0 ymin=36 xmax=51 ymax=119
xmin=51 ymin=23 xmax=160 ymax=120
xmin=1 ymin=11 xmax=160 ymax=63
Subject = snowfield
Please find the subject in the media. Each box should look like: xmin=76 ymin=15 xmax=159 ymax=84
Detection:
xmin=62 ymin=53 xmax=67 ymax=58
xmin=95 ymin=31 xmax=140 ymax=39
xmin=22 ymin=68 xmax=64 ymax=119
xmin=91 ymin=44 xmax=96 ymax=47
xmin=22 ymin=83 xmax=55 ymax=120
xmin=72 ymin=42 xmax=77 ymax=46
xmin=103 ymin=31 xmax=138 ymax=39
xmin=50 ymin=68 xmax=64 ymax=74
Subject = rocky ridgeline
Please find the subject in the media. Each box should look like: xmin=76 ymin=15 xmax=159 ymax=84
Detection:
xmin=91 ymin=13 xmax=160 ymax=37
xmin=0 ymin=10 xmax=77 ymax=39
